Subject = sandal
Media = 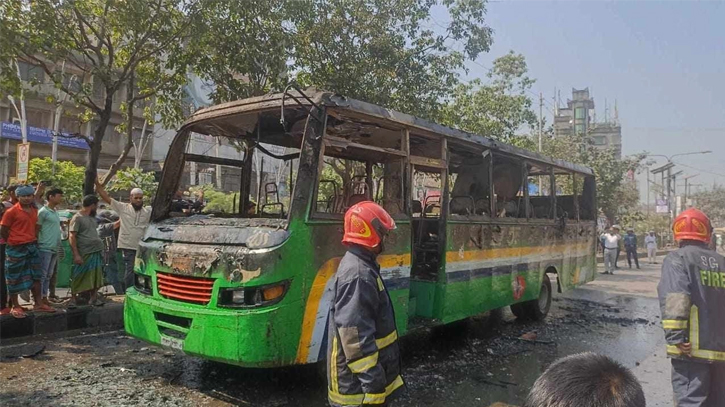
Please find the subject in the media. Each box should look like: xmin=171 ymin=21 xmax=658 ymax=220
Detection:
xmin=11 ymin=307 xmax=27 ymax=319
xmin=34 ymin=304 xmax=57 ymax=313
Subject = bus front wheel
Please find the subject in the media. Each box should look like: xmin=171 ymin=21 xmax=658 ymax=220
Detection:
xmin=510 ymin=274 xmax=552 ymax=321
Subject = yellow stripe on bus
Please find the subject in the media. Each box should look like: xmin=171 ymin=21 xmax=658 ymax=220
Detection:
xmin=297 ymin=243 xmax=590 ymax=364
xmin=445 ymin=243 xmax=589 ymax=263
xmin=295 ymin=253 xmax=410 ymax=364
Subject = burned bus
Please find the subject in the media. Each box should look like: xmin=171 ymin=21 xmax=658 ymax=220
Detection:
xmin=124 ymin=88 xmax=598 ymax=367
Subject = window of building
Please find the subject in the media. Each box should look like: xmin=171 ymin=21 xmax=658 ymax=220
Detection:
xmin=575 ymin=124 xmax=585 ymax=134
xmin=575 ymin=107 xmax=586 ymax=119
xmin=591 ymin=136 xmax=607 ymax=145
xmin=17 ymin=61 xmax=44 ymax=83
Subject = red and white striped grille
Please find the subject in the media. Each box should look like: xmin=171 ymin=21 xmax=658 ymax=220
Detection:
xmin=157 ymin=272 xmax=214 ymax=305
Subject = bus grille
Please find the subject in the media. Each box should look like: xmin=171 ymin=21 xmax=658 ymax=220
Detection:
xmin=157 ymin=272 xmax=214 ymax=305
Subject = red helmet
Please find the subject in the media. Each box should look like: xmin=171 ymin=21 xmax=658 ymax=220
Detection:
xmin=342 ymin=201 xmax=396 ymax=249
xmin=673 ymin=208 xmax=712 ymax=244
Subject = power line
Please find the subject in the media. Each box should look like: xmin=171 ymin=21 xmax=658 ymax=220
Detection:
xmin=672 ymin=161 xmax=725 ymax=178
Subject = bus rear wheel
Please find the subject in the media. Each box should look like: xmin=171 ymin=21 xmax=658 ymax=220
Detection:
xmin=510 ymin=274 xmax=552 ymax=321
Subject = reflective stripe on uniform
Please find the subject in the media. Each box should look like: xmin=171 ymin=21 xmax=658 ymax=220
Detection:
xmin=348 ymin=351 xmax=379 ymax=374
xmin=328 ymin=374 xmax=405 ymax=406
xmin=331 ymin=336 xmax=339 ymax=393
xmin=689 ymin=305 xmax=725 ymax=362
xmin=662 ymin=319 xmax=689 ymax=330
xmin=375 ymin=330 xmax=398 ymax=350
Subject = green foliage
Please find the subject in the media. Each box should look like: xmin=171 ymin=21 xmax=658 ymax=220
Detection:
xmin=188 ymin=184 xmax=239 ymax=214
xmin=691 ymin=186 xmax=725 ymax=227
xmin=0 ymin=0 xmax=196 ymax=194
xmin=191 ymin=0 xmax=493 ymax=121
xmin=441 ymin=52 xmax=538 ymax=141
xmin=27 ymin=158 xmax=85 ymax=205
xmin=107 ymin=167 xmax=158 ymax=205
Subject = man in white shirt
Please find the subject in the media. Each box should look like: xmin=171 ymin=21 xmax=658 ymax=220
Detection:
xmin=644 ymin=231 xmax=657 ymax=264
xmin=602 ymin=225 xmax=621 ymax=275
xmin=94 ymin=179 xmax=152 ymax=292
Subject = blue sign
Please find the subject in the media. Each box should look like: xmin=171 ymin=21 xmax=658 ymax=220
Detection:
xmin=1 ymin=122 xmax=90 ymax=150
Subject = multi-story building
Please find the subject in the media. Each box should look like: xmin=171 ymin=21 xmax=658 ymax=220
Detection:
xmin=553 ymin=88 xmax=622 ymax=159
xmin=0 ymin=59 xmax=152 ymax=185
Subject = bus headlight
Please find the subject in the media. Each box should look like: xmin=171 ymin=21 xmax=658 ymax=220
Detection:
xmin=134 ymin=273 xmax=152 ymax=295
xmin=218 ymin=281 xmax=289 ymax=308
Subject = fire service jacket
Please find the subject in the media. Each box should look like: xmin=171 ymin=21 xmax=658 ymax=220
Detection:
xmin=657 ymin=244 xmax=725 ymax=363
xmin=327 ymin=246 xmax=404 ymax=406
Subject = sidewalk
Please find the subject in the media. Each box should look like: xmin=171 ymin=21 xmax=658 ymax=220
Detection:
xmin=596 ymin=249 xmax=671 ymax=264
xmin=0 ymin=287 xmax=125 ymax=340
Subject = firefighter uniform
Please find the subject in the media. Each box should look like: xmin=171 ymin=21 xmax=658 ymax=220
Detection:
xmin=658 ymin=245 xmax=725 ymax=407
xmin=327 ymin=246 xmax=404 ymax=406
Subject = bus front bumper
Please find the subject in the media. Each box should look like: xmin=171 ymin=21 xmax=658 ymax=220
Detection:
xmin=124 ymin=289 xmax=301 ymax=367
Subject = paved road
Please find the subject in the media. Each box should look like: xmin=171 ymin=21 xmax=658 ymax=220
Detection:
xmin=0 ymin=261 xmax=672 ymax=407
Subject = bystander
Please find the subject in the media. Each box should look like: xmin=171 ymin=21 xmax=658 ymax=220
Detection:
xmin=0 ymin=185 xmax=55 ymax=318
xmin=95 ymin=179 xmax=151 ymax=291
xmin=68 ymin=195 xmax=105 ymax=307
xmin=97 ymin=210 xmax=122 ymax=294
xmin=37 ymin=188 xmax=64 ymax=307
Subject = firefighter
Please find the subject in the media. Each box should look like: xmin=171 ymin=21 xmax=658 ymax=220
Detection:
xmin=657 ymin=208 xmax=725 ymax=407
xmin=327 ymin=201 xmax=404 ymax=407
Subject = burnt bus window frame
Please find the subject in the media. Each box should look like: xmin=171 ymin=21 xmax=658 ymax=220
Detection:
xmin=151 ymin=112 xmax=306 ymax=222
xmin=309 ymin=114 xmax=408 ymax=222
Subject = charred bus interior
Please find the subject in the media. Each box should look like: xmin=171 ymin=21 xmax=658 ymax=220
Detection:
xmin=153 ymin=107 xmax=314 ymax=221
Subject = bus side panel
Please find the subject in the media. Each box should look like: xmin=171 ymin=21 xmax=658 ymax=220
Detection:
xmin=293 ymin=221 xmax=412 ymax=365
xmin=558 ymin=221 xmax=598 ymax=292
xmin=434 ymin=221 xmax=595 ymax=324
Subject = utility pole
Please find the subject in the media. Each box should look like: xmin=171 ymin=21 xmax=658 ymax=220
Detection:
xmin=646 ymin=167 xmax=650 ymax=215
xmin=538 ymin=93 xmax=543 ymax=195
xmin=681 ymin=174 xmax=699 ymax=209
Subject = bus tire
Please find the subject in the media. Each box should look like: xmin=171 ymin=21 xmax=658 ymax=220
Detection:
xmin=527 ymin=274 xmax=553 ymax=320
xmin=510 ymin=302 xmax=529 ymax=320
xmin=511 ymin=274 xmax=552 ymax=321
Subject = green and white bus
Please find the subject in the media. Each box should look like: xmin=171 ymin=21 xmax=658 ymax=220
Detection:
xmin=124 ymin=88 xmax=598 ymax=367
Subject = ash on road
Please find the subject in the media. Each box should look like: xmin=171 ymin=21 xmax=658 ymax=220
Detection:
xmin=1 ymin=263 xmax=672 ymax=407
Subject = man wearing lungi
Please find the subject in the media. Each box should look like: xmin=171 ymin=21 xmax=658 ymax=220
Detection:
xmin=68 ymin=195 xmax=105 ymax=307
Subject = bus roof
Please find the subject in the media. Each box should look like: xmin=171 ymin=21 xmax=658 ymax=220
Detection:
xmin=184 ymin=89 xmax=595 ymax=176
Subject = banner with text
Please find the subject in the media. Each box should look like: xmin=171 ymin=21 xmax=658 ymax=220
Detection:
xmin=0 ymin=122 xmax=90 ymax=150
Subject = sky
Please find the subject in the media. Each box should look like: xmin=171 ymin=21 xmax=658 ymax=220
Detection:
xmin=435 ymin=0 xmax=725 ymax=202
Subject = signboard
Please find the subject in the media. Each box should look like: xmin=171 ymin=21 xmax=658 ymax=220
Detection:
xmin=656 ymin=199 xmax=668 ymax=214
xmin=1 ymin=122 xmax=90 ymax=150
xmin=16 ymin=143 xmax=29 ymax=182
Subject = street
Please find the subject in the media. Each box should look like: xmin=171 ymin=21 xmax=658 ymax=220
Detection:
xmin=1 ymin=261 xmax=672 ymax=407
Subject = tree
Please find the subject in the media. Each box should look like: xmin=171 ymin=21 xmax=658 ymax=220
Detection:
xmin=691 ymin=186 xmax=725 ymax=227
xmin=441 ymin=52 xmax=538 ymax=142
xmin=192 ymin=0 xmax=493 ymax=120
xmin=27 ymin=157 xmax=85 ymax=205
xmin=0 ymin=0 xmax=195 ymax=195
xmin=107 ymin=167 xmax=158 ymax=205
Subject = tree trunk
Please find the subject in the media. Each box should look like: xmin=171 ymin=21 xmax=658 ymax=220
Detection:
xmin=103 ymin=75 xmax=135 ymax=186
xmin=84 ymin=109 xmax=110 ymax=196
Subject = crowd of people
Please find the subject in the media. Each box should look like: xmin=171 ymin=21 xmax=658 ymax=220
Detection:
xmin=0 ymin=179 xmax=160 ymax=318
xmin=600 ymin=225 xmax=660 ymax=274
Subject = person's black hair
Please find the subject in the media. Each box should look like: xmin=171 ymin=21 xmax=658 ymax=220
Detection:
xmin=523 ymin=353 xmax=645 ymax=407
xmin=46 ymin=188 xmax=64 ymax=200
xmin=7 ymin=185 xmax=17 ymax=193
xmin=82 ymin=194 xmax=100 ymax=208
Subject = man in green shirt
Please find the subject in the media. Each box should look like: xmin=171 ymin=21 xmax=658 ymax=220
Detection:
xmin=37 ymin=188 xmax=63 ymax=307
xmin=69 ymin=195 xmax=105 ymax=306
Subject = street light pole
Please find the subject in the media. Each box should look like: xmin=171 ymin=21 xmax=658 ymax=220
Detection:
xmin=648 ymin=150 xmax=711 ymax=244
